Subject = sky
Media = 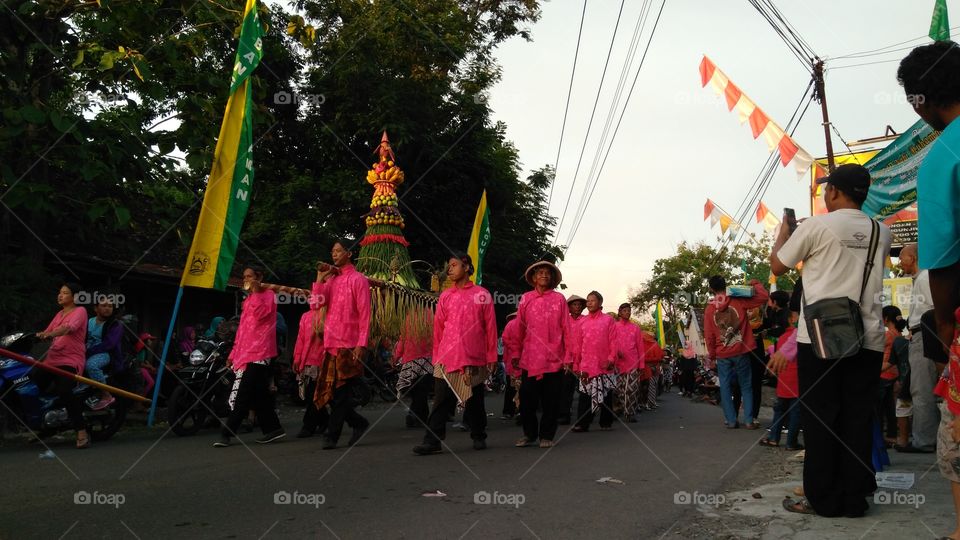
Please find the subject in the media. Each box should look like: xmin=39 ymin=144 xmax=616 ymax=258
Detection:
xmin=486 ymin=0 xmax=948 ymax=309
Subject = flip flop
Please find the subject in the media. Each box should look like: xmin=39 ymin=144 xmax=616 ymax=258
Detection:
xmin=782 ymin=497 xmax=815 ymax=515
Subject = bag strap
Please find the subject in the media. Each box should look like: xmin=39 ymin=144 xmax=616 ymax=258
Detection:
xmin=858 ymin=219 xmax=880 ymax=306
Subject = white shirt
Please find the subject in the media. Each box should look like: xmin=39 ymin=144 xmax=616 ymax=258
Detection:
xmin=907 ymin=270 xmax=934 ymax=328
xmin=777 ymin=209 xmax=892 ymax=352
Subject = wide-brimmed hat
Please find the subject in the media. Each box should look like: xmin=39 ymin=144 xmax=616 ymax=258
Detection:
xmin=566 ymin=295 xmax=586 ymax=305
xmin=524 ymin=260 xmax=562 ymax=288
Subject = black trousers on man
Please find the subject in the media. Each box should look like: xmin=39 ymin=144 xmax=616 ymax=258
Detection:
xmin=558 ymin=371 xmax=578 ymax=423
xmin=576 ymin=389 xmax=614 ymax=430
xmin=502 ymin=375 xmax=517 ymax=416
xmin=223 ymin=362 xmax=282 ymax=437
xmin=798 ymin=343 xmax=881 ymax=518
xmin=520 ymin=371 xmax=562 ymax=441
xmin=423 ymin=379 xmax=486 ymax=445
xmin=325 ymin=377 xmax=368 ymax=442
xmin=406 ymin=375 xmax=432 ymax=427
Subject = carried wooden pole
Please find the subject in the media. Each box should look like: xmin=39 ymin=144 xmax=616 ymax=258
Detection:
xmin=0 ymin=348 xmax=151 ymax=403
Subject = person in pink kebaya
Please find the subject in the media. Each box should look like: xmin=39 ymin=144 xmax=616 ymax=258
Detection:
xmin=559 ymin=295 xmax=586 ymax=425
xmin=571 ymin=291 xmax=617 ymax=433
xmin=293 ymin=282 xmax=329 ymax=438
xmin=313 ymin=241 xmax=372 ymax=450
xmin=514 ymin=260 xmax=571 ymax=449
xmin=214 ymin=265 xmax=285 ymax=447
xmin=413 ymin=253 xmax=497 ymax=455
xmin=613 ymin=302 xmax=644 ymax=423
xmin=501 ymin=311 xmax=522 ymax=420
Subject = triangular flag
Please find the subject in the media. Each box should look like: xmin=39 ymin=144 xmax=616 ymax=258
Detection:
xmin=930 ymin=0 xmax=950 ymax=40
xmin=704 ymin=199 xmax=716 ymax=221
xmin=756 ymin=201 xmax=780 ymax=230
xmin=719 ymin=215 xmax=733 ymax=233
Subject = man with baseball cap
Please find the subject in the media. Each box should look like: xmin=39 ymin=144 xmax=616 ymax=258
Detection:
xmin=771 ymin=163 xmax=892 ymax=517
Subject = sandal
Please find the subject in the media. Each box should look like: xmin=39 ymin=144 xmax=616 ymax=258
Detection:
xmin=782 ymin=497 xmax=815 ymax=515
xmin=758 ymin=439 xmax=779 ymax=448
xmin=571 ymin=426 xmax=587 ymax=433
xmin=515 ymin=437 xmax=536 ymax=447
xmin=76 ymin=432 xmax=90 ymax=450
xmin=539 ymin=439 xmax=554 ymax=448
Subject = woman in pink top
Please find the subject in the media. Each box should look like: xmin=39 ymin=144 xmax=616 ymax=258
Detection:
xmin=613 ymin=303 xmax=644 ymax=422
xmin=214 ymin=265 xmax=284 ymax=447
xmin=572 ymin=291 xmax=618 ymax=432
xmin=413 ymin=253 xmax=497 ymax=455
xmin=514 ymin=260 xmax=571 ymax=448
xmin=294 ymin=284 xmax=328 ymax=438
xmin=34 ymin=282 xmax=89 ymax=448
xmin=394 ymin=307 xmax=434 ymax=428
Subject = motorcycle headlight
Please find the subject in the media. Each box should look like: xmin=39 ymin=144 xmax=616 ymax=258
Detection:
xmin=189 ymin=350 xmax=206 ymax=366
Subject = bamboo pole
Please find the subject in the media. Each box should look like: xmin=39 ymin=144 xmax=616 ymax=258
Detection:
xmin=0 ymin=348 xmax=152 ymax=403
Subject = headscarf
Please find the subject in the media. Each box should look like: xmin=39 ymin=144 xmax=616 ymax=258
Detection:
xmin=204 ymin=316 xmax=225 ymax=339
xmin=179 ymin=326 xmax=196 ymax=354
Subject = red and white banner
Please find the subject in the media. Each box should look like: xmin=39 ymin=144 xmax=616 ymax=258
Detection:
xmin=699 ymin=55 xmax=814 ymax=177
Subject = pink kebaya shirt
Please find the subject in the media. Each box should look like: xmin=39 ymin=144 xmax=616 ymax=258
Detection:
xmin=432 ymin=282 xmax=497 ymax=372
xmin=516 ymin=289 xmax=572 ymax=378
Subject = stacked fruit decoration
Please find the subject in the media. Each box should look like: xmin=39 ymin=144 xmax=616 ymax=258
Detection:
xmin=356 ymin=132 xmax=420 ymax=288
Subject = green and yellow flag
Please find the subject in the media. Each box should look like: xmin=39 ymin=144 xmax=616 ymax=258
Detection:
xmin=181 ymin=0 xmax=264 ymax=290
xmin=654 ymin=301 xmax=666 ymax=348
xmin=930 ymin=0 xmax=951 ymax=41
xmin=467 ymin=190 xmax=491 ymax=285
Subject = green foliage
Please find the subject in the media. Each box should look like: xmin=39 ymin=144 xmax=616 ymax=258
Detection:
xmin=0 ymin=0 xmax=550 ymax=330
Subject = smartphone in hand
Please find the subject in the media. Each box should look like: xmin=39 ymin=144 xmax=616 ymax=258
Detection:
xmin=784 ymin=207 xmax=797 ymax=233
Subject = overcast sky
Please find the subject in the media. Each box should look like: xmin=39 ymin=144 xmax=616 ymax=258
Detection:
xmin=487 ymin=0 xmax=948 ymax=310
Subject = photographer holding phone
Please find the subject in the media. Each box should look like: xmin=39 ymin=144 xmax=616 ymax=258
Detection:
xmin=770 ymin=164 xmax=892 ymax=518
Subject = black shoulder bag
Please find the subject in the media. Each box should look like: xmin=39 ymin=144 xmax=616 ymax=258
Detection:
xmin=803 ymin=219 xmax=880 ymax=360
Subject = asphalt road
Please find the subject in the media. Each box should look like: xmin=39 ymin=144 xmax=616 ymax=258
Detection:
xmin=0 ymin=392 xmax=769 ymax=539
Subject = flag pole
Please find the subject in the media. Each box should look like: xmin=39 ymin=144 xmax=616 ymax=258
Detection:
xmin=148 ymin=286 xmax=184 ymax=426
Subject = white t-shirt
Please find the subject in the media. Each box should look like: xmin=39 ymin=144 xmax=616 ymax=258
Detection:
xmin=777 ymin=209 xmax=892 ymax=352
xmin=907 ymin=270 xmax=933 ymax=328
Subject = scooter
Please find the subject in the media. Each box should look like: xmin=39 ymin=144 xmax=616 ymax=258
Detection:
xmin=0 ymin=332 xmax=127 ymax=442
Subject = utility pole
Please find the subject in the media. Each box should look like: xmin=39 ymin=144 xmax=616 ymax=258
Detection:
xmin=812 ymin=58 xmax=836 ymax=171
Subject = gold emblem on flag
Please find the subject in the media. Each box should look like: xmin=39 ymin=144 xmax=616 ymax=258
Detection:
xmin=188 ymin=252 xmax=210 ymax=275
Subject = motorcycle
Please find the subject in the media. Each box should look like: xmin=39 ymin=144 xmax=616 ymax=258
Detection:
xmin=166 ymin=330 xmax=235 ymax=437
xmin=0 ymin=332 xmax=128 ymax=442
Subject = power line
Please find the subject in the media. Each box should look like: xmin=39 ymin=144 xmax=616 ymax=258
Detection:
xmin=746 ymin=0 xmax=813 ymax=74
xmin=546 ymin=0 xmax=589 ymax=211
xmin=831 ymin=24 xmax=960 ymax=59
xmin=828 ymin=57 xmax=904 ymax=70
xmin=566 ymin=0 xmax=653 ymax=237
xmin=563 ymin=0 xmax=667 ymax=252
xmin=554 ymin=0 xmax=627 ymax=243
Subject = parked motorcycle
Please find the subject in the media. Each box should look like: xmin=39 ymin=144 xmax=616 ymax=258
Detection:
xmin=166 ymin=325 xmax=236 ymax=436
xmin=0 ymin=332 xmax=127 ymax=442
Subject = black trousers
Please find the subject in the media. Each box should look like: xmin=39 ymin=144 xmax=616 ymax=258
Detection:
xmin=423 ymin=378 xmax=486 ymax=445
xmin=502 ymin=375 xmax=517 ymax=416
xmin=325 ymin=378 xmax=368 ymax=441
xmin=223 ymin=363 xmax=281 ymax=437
xmin=407 ymin=374 xmax=432 ymax=427
xmin=520 ymin=371 xmax=562 ymax=441
xmin=30 ymin=366 xmax=84 ymax=430
xmin=576 ymin=389 xmax=614 ymax=429
xmin=679 ymin=358 xmax=697 ymax=394
xmin=558 ymin=371 xmax=578 ymax=421
xmin=797 ymin=343 xmax=881 ymax=517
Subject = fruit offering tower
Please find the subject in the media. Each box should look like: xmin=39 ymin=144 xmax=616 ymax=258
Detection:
xmin=356 ymin=132 xmax=420 ymax=288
